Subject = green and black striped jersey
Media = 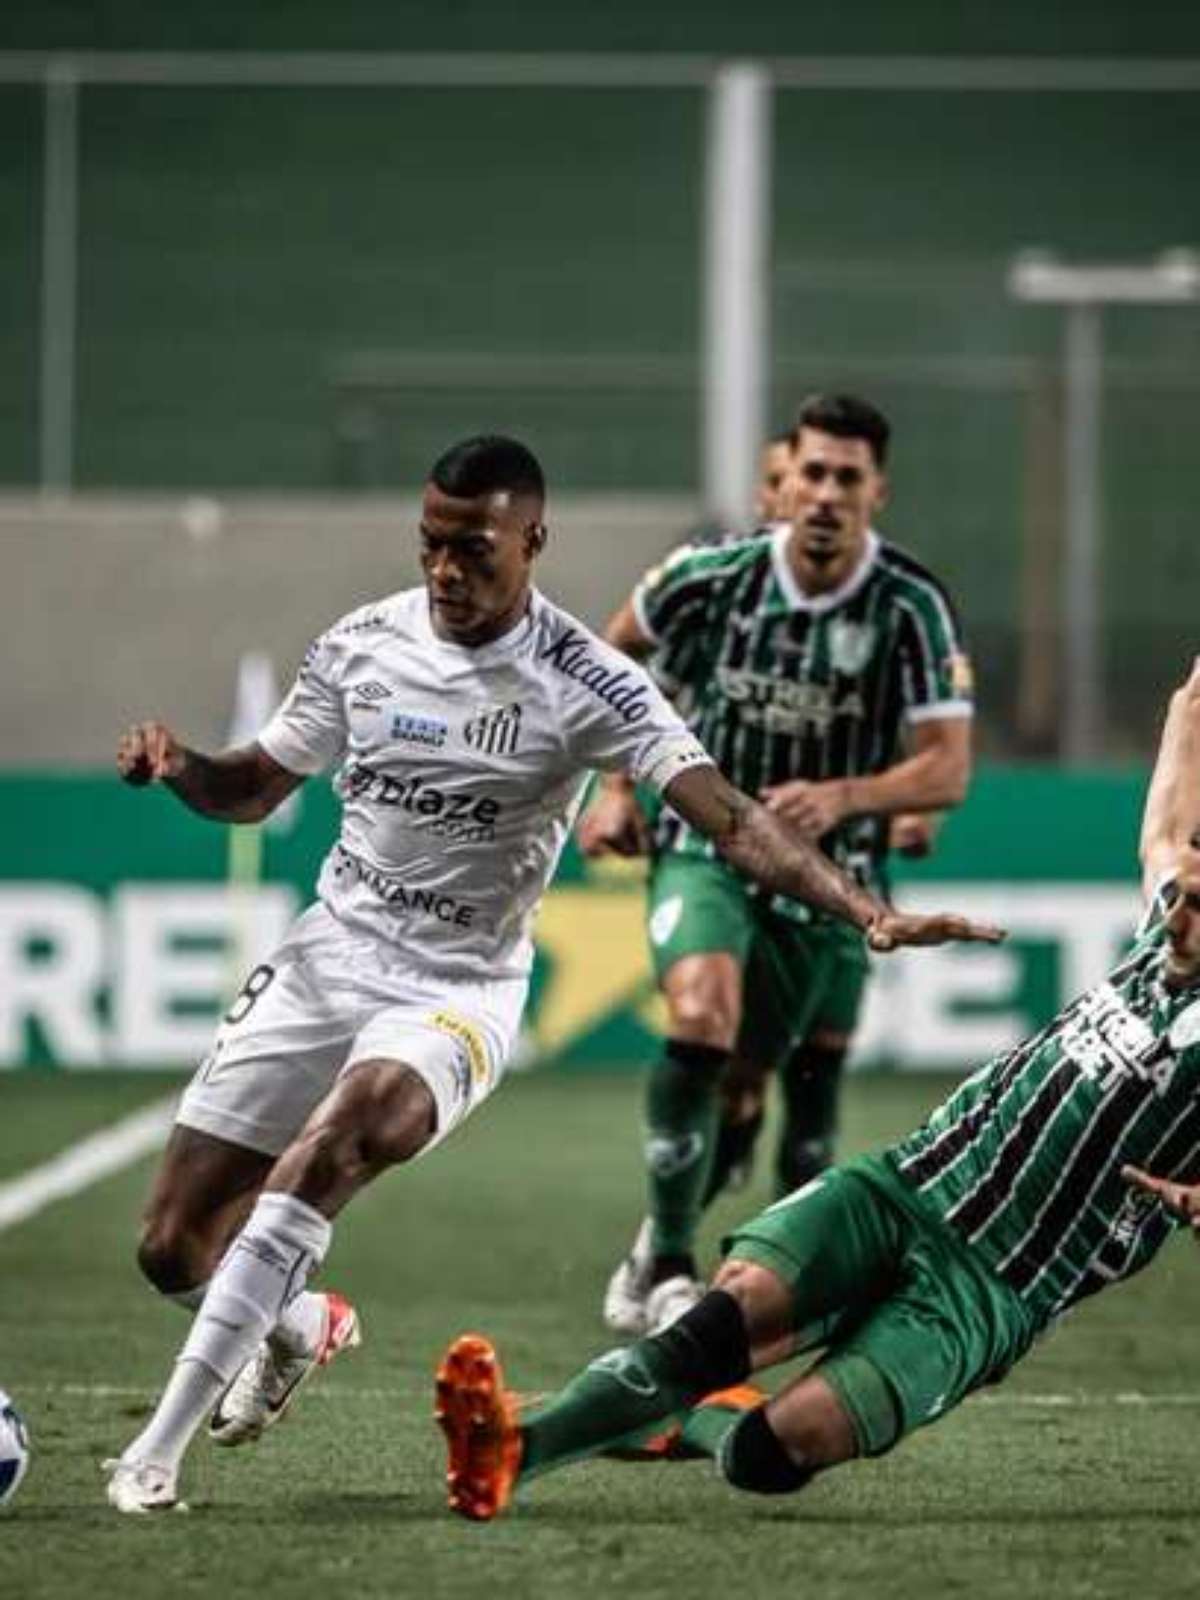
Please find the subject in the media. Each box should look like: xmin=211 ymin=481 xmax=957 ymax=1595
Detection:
xmin=889 ymin=884 xmax=1200 ymax=1329
xmin=634 ymin=525 xmax=972 ymax=915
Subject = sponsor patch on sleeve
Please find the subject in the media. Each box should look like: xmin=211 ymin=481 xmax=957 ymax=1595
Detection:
xmin=945 ymin=652 xmax=975 ymax=697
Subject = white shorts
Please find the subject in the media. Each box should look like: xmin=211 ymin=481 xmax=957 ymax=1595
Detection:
xmin=176 ymin=902 xmax=528 ymax=1158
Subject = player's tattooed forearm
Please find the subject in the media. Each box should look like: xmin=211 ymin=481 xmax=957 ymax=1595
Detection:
xmin=711 ymin=784 xmax=755 ymax=842
xmin=718 ymin=797 xmax=877 ymax=932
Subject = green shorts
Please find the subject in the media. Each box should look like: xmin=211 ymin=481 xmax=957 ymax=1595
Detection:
xmin=724 ymin=1155 xmax=1037 ymax=1456
xmin=646 ymin=853 xmax=868 ymax=1067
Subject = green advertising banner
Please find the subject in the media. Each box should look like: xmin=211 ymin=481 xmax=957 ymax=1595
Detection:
xmin=0 ymin=767 xmax=1146 ymax=1073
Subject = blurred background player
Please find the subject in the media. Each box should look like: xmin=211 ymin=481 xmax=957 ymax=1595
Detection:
xmin=589 ymin=422 xmax=944 ymax=1239
xmin=752 ymin=432 xmax=795 ymax=526
xmin=435 ymin=656 xmax=1200 ymax=1523
xmin=579 ymin=393 xmax=974 ymax=1336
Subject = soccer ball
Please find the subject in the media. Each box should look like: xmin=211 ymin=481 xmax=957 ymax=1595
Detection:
xmin=0 ymin=1390 xmax=30 ymax=1509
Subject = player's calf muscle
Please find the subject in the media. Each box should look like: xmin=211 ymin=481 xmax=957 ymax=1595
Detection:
xmin=136 ymin=1224 xmax=212 ymax=1295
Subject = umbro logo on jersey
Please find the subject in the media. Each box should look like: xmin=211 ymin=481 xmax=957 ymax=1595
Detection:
xmin=463 ymin=702 xmax=522 ymax=756
xmin=348 ymin=680 xmax=394 ymax=714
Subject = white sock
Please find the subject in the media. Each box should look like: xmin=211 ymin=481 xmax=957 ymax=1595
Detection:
xmin=168 ymin=1261 xmax=324 ymax=1360
xmin=123 ymin=1192 xmax=331 ymax=1470
xmin=270 ymin=1289 xmax=327 ymax=1359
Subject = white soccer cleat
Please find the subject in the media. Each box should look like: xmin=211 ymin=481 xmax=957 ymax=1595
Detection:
xmin=602 ymin=1218 xmax=654 ymax=1336
xmin=102 ymin=1456 xmax=187 ymax=1515
xmin=645 ymin=1274 xmax=705 ymax=1334
xmin=208 ymin=1290 xmax=361 ymax=1448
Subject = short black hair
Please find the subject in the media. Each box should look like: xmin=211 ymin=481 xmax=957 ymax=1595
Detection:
xmin=794 ymin=393 xmax=891 ymax=468
xmin=429 ymin=435 xmax=546 ymax=503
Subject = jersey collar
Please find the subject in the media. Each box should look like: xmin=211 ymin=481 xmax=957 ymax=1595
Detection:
xmin=416 ymin=587 xmax=538 ymax=663
xmin=770 ymin=525 xmax=881 ymax=614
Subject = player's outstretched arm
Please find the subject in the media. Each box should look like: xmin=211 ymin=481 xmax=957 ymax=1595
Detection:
xmin=663 ymin=764 xmax=1004 ymax=951
xmin=1139 ymin=658 xmax=1200 ymax=900
xmin=116 ymin=720 xmax=302 ymax=823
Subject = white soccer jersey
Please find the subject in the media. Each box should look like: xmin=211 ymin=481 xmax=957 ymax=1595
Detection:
xmin=258 ymin=587 xmax=712 ymax=977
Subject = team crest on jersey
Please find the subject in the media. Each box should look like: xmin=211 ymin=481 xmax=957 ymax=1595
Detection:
xmin=463 ymin=702 xmax=522 ymax=757
xmin=828 ymin=619 xmax=876 ymax=675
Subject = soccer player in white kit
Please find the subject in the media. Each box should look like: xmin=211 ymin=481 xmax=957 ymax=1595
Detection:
xmin=105 ymin=435 xmax=1002 ymax=1513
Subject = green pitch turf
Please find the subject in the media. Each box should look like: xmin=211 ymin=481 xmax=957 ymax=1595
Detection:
xmin=2 ymin=1068 xmax=1200 ymax=1599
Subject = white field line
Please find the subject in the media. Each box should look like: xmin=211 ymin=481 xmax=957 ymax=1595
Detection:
xmin=19 ymin=1383 xmax=1200 ymax=1409
xmin=0 ymin=1095 xmax=176 ymax=1233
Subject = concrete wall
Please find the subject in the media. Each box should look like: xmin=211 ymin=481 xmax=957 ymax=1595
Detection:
xmin=3 ymin=492 xmax=697 ymax=765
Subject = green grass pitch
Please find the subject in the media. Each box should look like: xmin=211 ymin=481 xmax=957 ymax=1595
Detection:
xmin=2 ymin=1068 xmax=1200 ymax=1599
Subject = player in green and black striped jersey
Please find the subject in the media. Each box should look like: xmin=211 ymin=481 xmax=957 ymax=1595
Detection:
xmin=435 ymin=659 xmax=1200 ymax=1517
xmin=580 ymin=396 xmax=972 ymax=1337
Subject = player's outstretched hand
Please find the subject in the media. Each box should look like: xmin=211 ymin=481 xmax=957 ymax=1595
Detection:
xmin=1121 ymin=1164 xmax=1200 ymax=1231
xmin=116 ymin=720 xmax=186 ymax=787
xmin=577 ymin=785 xmax=652 ymax=859
xmin=866 ymin=910 xmax=1006 ymax=952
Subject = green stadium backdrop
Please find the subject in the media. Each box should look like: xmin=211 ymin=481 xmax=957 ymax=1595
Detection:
xmin=3 ymin=6 xmax=1199 ymax=752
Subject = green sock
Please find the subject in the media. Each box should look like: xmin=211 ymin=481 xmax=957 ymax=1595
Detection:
xmin=775 ymin=1041 xmax=846 ymax=1196
xmin=519 ymin=1290 xmax=751 ymax=1482
xmin=676 ymin=1399 xmax=754 ymax=1458
xmin=519 ymin=1343 xmax=692 ymax=1480
xmin=644 ymin=1039 xmax=729 ymax=1258
xmin=702 ymin=1109 xmax=764 ymax=1207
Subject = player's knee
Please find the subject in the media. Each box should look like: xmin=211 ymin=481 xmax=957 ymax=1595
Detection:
xmin=663 ymin=963 xmax=740 ymax=1048
xmin=718 ymin=1405 xmax=815 ymax=1496
xmin=667 ymin=995 xmax=737 ymax=1048
xmin=286 ymin=1119 xmax=374 ymax=1189
xmin=352 ymin=1065 xmax=437 ymax=1167
xmin=710 ymin=1258 xmax=794 ymax=1344
xmin=293 ymin=1081 xmax=435 ymax=1180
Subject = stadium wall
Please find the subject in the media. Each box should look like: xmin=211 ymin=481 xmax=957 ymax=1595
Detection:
xmin=2 ymin=766 xmax=1144 ymax=1074
xmin=0 ymin=493 xmax=696 ymax=766
xmin=5 ymin=63 xmax=1197 ymax=753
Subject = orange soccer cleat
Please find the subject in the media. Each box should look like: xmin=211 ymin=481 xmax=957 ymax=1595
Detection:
xmin=435 ymin=1333 xmax=523 ymax=1521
